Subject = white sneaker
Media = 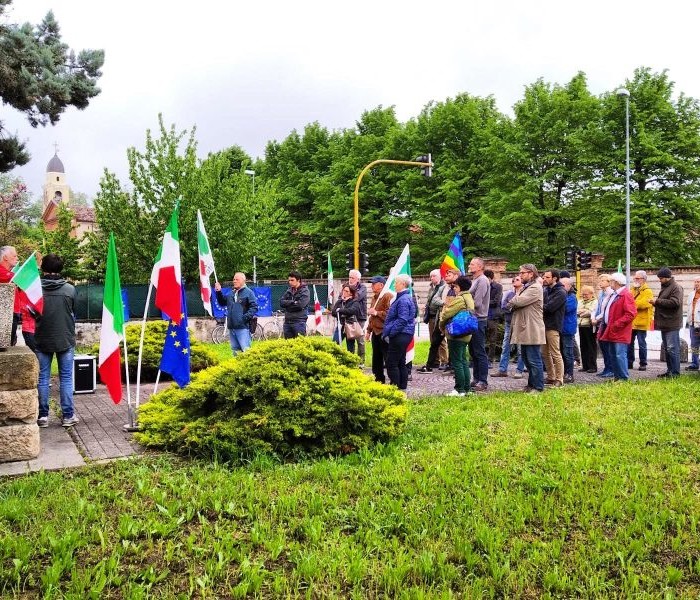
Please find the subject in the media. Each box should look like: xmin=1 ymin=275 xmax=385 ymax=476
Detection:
xmin=446 ymin=390 xmax=466 ymax=397
xmin=512 ymin=372 xmax=524 ymax=379
xmin=37 ymin=416 xmax=48 ymax=428
xmin=61 ymin=415 xmax=80 ymax=428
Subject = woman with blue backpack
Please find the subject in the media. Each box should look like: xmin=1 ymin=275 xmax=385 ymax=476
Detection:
xmin=439 ymin=275 xmax=476 ymax=397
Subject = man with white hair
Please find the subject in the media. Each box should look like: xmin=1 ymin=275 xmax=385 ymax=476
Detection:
xmin=0 ymin=245 xmax=20 ymax=346
xmin=348 ymin=269 xmax=368 ymax=363
xmin=382 ymin=274 xmax=415 ymax=391
xmin=597 ymin=273 xmax=637 ymax=381
xmin=687 ymin=276 xmax=700 ymax=371
xmin=628 ymin=270 xmax=654 ymax=371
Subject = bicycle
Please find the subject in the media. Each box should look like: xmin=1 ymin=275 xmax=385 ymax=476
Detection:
xmin=211 ymin=318 xmax=227 ymax=344
xmin=212 ymin=318 xmax=265 ymax=343
xmin=262 ymin=311 xmax=285 ymax=339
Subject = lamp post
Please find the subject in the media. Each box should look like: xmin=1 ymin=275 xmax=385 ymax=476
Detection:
xmin=244 ymin=169 xmax=256 ymax=283
xmin=616 ymin=88 xmax=631 ymax=285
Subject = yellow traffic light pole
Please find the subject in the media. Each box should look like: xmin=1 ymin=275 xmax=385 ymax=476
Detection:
xmin=353 ymin=158 xmax=433 ymax=269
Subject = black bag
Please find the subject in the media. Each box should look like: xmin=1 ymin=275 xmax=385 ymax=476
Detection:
xmin=248 ymin=316 xmax=258 ymax=335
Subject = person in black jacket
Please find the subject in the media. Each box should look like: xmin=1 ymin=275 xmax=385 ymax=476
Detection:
xmin=34 ymin=254 xmax=79 ymax=428
xmin=541 ymin=269 xmax=566 ymax=387
xmin=280 ymin=270 xmax=310 ymax=339
xmin=331 ymin=284 xmax=362 ymax=353
xmin=485 ymin=269 xmax=503 ymax=365
xmin=214 ymin=272 xmax=257 ymax=355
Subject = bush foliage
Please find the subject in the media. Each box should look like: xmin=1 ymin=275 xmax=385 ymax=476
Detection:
xmin=135 ymin=337 xmax=408 ymax=461
xmin=91 ymin=321 xmax=220 ymax=382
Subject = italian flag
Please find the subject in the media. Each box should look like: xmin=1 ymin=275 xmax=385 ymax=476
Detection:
xmin=313 ymin=284 xmax=322 ymax=327
xmin=150 ymin=202 xmax=182 ymax=324
xmin=11 ymin=252 xmax=43 ymax=313
xmin=197 ymin=210 xmax=216 ymax=317
xmin=383 ymin=244 xmax=415 ymax=363
xmin=98 ymin=233 xmax=125 ymax=404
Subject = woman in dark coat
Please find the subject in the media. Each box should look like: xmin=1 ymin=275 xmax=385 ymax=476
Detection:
xmin=332 ymin=284 xmax=362 ymax=353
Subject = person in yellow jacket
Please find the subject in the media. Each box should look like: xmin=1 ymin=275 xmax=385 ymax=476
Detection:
xmin=439 ymin=275 xmax=475 ymax=397
xmin=627 ymin=270 xmax=654 ymax=371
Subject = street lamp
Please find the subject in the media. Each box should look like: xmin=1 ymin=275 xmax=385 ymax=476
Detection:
xmin=244 ymin=169 xmax=256 ymax=283
xmin=616 ymin=87 xmax=631 ymax=285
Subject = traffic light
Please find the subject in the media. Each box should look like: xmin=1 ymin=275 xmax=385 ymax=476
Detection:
xmin=416 ymin=153 xmax=432 ymax=177
xmin=578 ymin=250 xmax=592 ymax=270
xmin=565 ymin=247 xmax=576 ymax=271
xmin=360 ymin=252 xmax=370 ymax=275
xmin=345 ymin=252 xmax=353 ymax=271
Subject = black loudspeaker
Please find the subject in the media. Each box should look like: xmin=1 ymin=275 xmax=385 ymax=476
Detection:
xmin=73 ymin=354 xmax=96 ymax=394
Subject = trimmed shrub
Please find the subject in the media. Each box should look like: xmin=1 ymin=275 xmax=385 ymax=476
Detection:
xmin=90 ymin=321 xmax=219 ymax=382
xmin=135 ymin=336 xmax=408 ymax=461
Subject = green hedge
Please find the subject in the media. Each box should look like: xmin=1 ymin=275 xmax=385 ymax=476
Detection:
xmin=91 ymin=321 xmax=220 ymax=383
xmin=135 ymin=337 xmax=408 ymax=461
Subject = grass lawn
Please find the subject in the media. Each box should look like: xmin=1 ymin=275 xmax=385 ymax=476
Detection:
xmin=2 ymin=378 xmax=699 ymax=597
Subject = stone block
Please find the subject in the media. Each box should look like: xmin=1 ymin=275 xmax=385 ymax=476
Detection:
xmin=0 ymin=424 xmax=40 ymax=462
xmin=0 ymin=389 xmax=38 ymax=425
xmin=0 ymin=282 xmax=14 ymax=349
xmin=0 ymin=346 xmax=39 ymax=391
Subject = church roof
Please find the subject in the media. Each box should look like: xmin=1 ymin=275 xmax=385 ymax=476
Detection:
xmin=46 ymin=153 xmax=65 ymax=173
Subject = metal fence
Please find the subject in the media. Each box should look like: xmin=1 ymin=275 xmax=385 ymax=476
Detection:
xmin=73 ymin=283 xmax=330 ymax=321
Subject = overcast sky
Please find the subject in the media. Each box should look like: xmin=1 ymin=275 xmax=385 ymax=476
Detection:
xmin=4 ymin=0 xmax=698 ymax=200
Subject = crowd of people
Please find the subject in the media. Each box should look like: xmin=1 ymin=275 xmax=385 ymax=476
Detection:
xmin=4 ymin=242 xmax=700 ymax=421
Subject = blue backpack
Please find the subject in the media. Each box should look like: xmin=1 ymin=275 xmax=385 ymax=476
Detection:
xmin=446 ymin=297 xmax=479 ymax=336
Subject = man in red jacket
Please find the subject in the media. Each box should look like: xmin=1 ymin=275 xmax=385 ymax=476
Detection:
xmin=598 ymin=273 xmax=637 ymax=381
xmin=0 ymin=246 xmax=20 ymax=346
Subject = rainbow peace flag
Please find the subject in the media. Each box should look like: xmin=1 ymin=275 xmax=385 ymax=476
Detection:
xmin=440 ymin=233 xmax=465 ymax=278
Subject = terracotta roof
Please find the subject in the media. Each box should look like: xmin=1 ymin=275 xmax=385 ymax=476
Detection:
xmin=72 ymin=206 xmax=96 ymax=222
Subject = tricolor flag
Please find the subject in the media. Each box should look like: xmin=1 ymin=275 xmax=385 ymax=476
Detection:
xmin=10 ymin=252 xmax=43 ymax=313
xmin=98 ymin=233 xmax=125 ymax=404
xmin=197 ymin=210 xmax=216 ymax=316
xmin=313 ymin=284 xmax=322 ymax=327
xmin=327 ymin=252 xmax=335 ymax=310
xmin=150 ymin=201 xmax=182 ymax=324
xmin=440 ymin=233 xmax=465 ymax=278
xmin=383 ymin=244 xmax=415 ymax=364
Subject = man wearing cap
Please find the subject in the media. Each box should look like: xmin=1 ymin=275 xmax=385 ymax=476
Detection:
xmin=650 ymin=267 xmax=684 ymax=377
xmin=598 ymin=273 xmax=637 ymax=381
xmin=366 ymin=276 xmax=393 ymax=383
xmin=628 ymin=270 xmax=654 ymax=371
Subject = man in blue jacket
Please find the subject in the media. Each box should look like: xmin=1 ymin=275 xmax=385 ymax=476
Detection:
xmin=215 ymin=272 xmax=257 ymax=354
xmin=280 ymin=270 xmax=310 ymax=339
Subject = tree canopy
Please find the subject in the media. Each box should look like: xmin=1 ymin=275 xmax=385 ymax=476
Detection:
xmin=0 ymin=0 xmax=104 ymax=172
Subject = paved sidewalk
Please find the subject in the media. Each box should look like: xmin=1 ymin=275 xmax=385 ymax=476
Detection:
xmin=1 ymin=354 xmax=693 ymax=477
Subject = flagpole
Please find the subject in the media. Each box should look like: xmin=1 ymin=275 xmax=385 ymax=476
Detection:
xmin=134 ymin=282 xmax=155 ymax=413
xmin=153 ymin=370 xmax=161 ymax=396
xmin=121 ymin=325 xmax=136 ymax=431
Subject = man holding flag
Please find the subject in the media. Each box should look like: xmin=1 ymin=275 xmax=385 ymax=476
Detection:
xmin=215 ymin=273 xmax=257 ymax=354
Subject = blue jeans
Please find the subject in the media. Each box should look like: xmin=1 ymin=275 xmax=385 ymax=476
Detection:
xmin=283 ymin=320 xmax=306 ymax=339
xmin=690 ymin=326 xmax=700 ymax=368
xmin=38 ymin=347 xmax=75 ymax=419
xmin=228 ymin=327 xmax=252 ymax=354
xmin=520 ymin=344 xmax=544 ymax=391
xmin=498 ymin=321 xmax=525 ymax=373
xmin=561 ymin=333 xmax=575 ymax=377
xmin=598 ymin=339 xmax=614 ymax=375
xmin=469 ymin=319 xmax=489 ymax=385
xmin=611 ymin=342 xmax=629 ymax=380
xmin=661 ymin=329 xmax=681 ymax=375
xmin=627 ymin=329 xmax=648 ymax=367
